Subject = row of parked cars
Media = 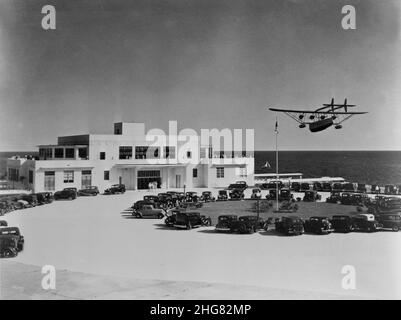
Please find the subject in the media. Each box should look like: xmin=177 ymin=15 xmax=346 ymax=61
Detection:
xmin=164 ymin=212 xmax=401 ymax=234
xmin=0 ymin=220 xmax=24 ymax=258
xmin=257 ymin=181 xmax=401 ymax=195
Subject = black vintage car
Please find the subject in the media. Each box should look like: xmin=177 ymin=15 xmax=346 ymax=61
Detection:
xmin=303 ymin=190 xmax=321 ymax=202
xmin=104 ymin=184 xmax=126 ymax=194
xmin=217 ymin=190 xmax=228 ymax=201
xmin=215 ymin=215 xmax=238 ymax=232
xmin=185 ymin=192 xmax=199 ymax=202
xmin=275 ymin=216 xmax=304 ymax=235
xmin=290 ymin=182 xmax=301 ymax=192
xmin=77 ymin=186 xmax=99 ymax=196
xmin=267 ymin=181 xmax=283 ymax=190
xmin=300 ymin=183 xmax=311 ymax=192
xmin=278 ymin=188 xmax=293 ymax=202
xmin=351 ymin=214 xmax=382 ymax=232
xmin=200 ymin=191 xmax=215 ymax=202
xmin=229 ymin=189 xmax=245 ymax=200
xmin=322 ymin=183 xmax=332 ymax=192
xmin=330 ymin=215 xmax=354 ymax=233
xmin=326 ymin=192 xmax=342 ymax=204
xmin=0 ymin=227 xmax=24 ymax=258
xmin=313 ymin=182 xmax=323 ymax=191
xmin=227 ymin=183 xmax=248 ymax=192
xmin=34 ymin=192 xmax=54 ymax=204
xmin=376 ymin=213 xmax=401 ymax=232
xmin=229 ymin=215 xmax=264 ymax=234
xmin=19 ymin=194 xmax=39 ymax=207
xmin=332 ymin=183 xmax=343 ymax=192
xmin=304 ymin=217 xmax=334 ymax=234
xmin=173 ymin=211 xmax=211 ymax=229
xmin=54 ymin=188 xmax=77 ymax=200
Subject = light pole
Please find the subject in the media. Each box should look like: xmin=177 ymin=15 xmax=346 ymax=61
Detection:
xmin=275 ymin=117 xmax=279 ymax=212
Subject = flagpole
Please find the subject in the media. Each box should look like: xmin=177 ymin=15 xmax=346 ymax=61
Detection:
xmin=275 ymin=116 xmax=279 ymax=212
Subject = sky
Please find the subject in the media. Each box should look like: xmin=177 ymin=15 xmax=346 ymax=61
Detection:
xmin=0 ymin=0 xmax=400 ymax=151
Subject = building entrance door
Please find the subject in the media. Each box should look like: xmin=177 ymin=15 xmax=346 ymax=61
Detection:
xmin=81 ymin=170 xmax=92 ymax=188
xmin=137 ymin=170 xmax=161 ymax=190
xmin=44 ymin=171 xmax=55 ymax=191
xmin=175 ymin=175 xmax=181 ymax=188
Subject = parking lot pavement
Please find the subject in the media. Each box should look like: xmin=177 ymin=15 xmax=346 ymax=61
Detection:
xmin=1 ymin=190 xmax=401 ymax=299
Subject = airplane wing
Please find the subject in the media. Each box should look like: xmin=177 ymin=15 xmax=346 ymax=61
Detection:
xmin=268 ymin=108 xmax=367 ymax=115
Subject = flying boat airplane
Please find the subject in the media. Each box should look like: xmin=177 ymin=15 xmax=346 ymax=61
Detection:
xmin=269 ymin=98 xmax=368 ymax=132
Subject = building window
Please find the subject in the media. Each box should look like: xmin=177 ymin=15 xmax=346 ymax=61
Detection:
xmin=163 ymin=146 xmax=176 ymax=159
xmin=119 ymin=146 xmax=132 ymax=159
xmin=39 ymin=148 xmax=53 ymax=159
xmin=65 ymin=148 xmax=75 ymax=159
xmin=78 ymin=148 xmax=87 ymax=159
xmin=216 ymin=167 xmax=224 ymax=178
xmin=28 ymin=170 xmax=33 ymax=184
xmin=193 ymin=168 xmax=198 ymax=178
xmin=104 ymin=171 xmax=110 ymax=180
xmin=135 ymin=146 xmax=160 ymax=159
xmin=8 ymin=168 xmax=19 ymax=181
xmin=239 ymin=167 xmax=247 ymax=177
xmin=54 ymin=148 xmax=64 ymax=158
xmin=100 ymin=152 xmax=106 ymax=160
xmin=63 ymin=170 xmax=74 ymax=183
xmin=187 ymin=151 xmax=192 ymax=159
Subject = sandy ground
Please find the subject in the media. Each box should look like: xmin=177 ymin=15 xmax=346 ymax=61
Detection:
xmin=1 ymin=188 xmax=401 ymax=299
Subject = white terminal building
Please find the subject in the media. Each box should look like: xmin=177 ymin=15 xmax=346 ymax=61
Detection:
xmin=6 ymin=122 xmax=254 ymax=192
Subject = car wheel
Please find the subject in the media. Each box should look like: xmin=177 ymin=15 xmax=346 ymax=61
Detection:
xmin=2 ymin=248 xmax=16 ymax=258
xmin=392 ymin=226 xmax=399 ymax=232
xmin=136 ymin=213 xmax=142 ymax=218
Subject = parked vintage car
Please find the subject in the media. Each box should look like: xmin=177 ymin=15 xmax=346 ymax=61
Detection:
xmin=104 ymin=184 xmax=126 ymax=194
xmin=0 ymin=220 xmax=7 ymax=226
xmin=54 ymin=188 xmax=77 ymax=200
xmin=275 ymin=216 xmax=304 ymax=235
xmin=304 ymin=217 xmax=334 ymax=234
xmin=303 ymin=190 xmax=321 ymax=202
xmin=173 ymin=211 xmax=211 ymax=229
xmin=19 ymin=194 xmax=38 ymax=207
xmin=322 ymin=183 xmax=332 ymax=192
xmin=367 ymin=197 xmax=401 ymax=214
xmin=351 ymin=214 xmax=382 ymax=232
xmin=132 ymin=203 xmax=166 ymax=219
xmin=313 ymin=182 xmax=323 ymax=191
xmin=235 ymin=181 xmax=248 ymax=188
xmin=200 ymin=191 xmax=215 ymax=202
xmin=158 ymin=193 xmax=174 ymax=205
xmin=0 ymin=227 xmax=24 ymax=258
xmin=229 ymin=215 xmax=264 ymax=234
xmin=290 ymin=182 xmax=301 ymax=192
xmin=185 ymin=191 xmax=199 ymax=202
xmin=251 ymin=188 xmax=262 ymax=199
xmin=34 ymin=192 xmax=54 ymax=204
xmin=300 ymin=183 xmax=311 ymax=192
xmin=326 ymin=192 xmax=342 ymax=204
xmin=229 ymin=189 xmax=245 ymax=200
xmin=217 ymin=190 xmax=228 ymax=201
xmin=330 ymin=215 xmax=354 ymax=232
xmin=267 ymin=181 xmax=283 ymax=190
xmin=332 ymin=183 xmax=343 ymax=192
xmin=77 ymin=186 xmax=99 ymax=196
xmin=143 ymin=195 xmax=160 ymax=203
xmin=376 ymin=212 xmax=401 ymax=232
xmin=215 ymin=215 xmax=238 ymax=232
xmin=278 ymin=188 xmax=293 ymax=202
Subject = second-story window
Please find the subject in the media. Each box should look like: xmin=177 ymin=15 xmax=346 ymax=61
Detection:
xmin=100 ymin=152 xmax=106 ymax=160
xmin=163 ymin=146 xmax=176 ymax=159
xmin=63 ymin=170 xmax=74 ymax=183
xmin=54 ymin=148 xmax=64 ymax=158
xmin=186 ymin=151 xmax=192 ymax=159
xmin=216 ymin=167 xmax=224 ymax=178
xmin=119 ymin=146 xmax=132 ymax=159
xmin=65 ymin=148 xmax=75 ymax=159
xmin=193 ymin=168 xmax=198 ymax=178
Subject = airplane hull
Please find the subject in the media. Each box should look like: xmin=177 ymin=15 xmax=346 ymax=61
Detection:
xmin=309 ymin=118 xmax=334 ymax=132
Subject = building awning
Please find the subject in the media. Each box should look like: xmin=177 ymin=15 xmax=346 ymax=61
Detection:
xmin=210 ymin=163 xmax=246 ymax=167
xmin=113 ymin=164 xmax=188 ymax=169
